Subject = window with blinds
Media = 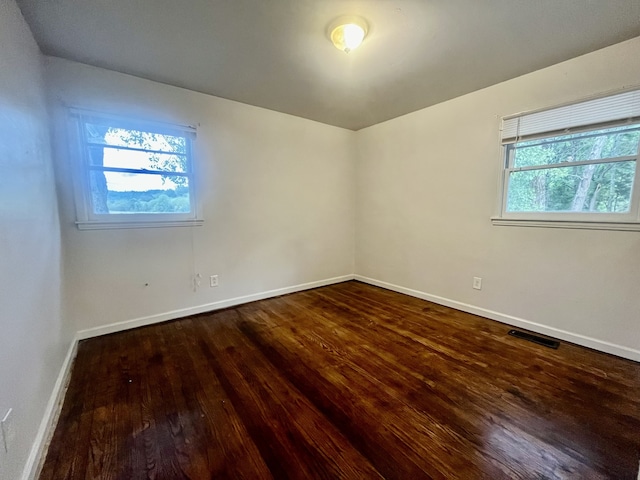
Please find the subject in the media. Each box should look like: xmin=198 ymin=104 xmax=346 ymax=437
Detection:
xmin=494 ymin=88 xmax=640 ymax=230
xmin=70 ymin=109 xmax=203 ymax=230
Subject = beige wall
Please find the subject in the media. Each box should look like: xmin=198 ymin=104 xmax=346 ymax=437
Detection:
xmin=46 ymin=57 xmax=356 ymax=334
xmin=47 ymin=37 xmax=640 ymax=356
xmin=355 ymin=36 xmax=640 ymax=359
xmin=0 ymin=0 xmax=68 ymax=478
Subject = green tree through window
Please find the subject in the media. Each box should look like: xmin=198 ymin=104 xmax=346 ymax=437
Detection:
xmin=72 ymin=111 xmax=200 ymax=228
xmin=505 ymin=125 xmax=639 ymax=214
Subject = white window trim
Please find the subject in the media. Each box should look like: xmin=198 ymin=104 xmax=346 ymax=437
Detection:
xmin=75 ymin=218 xmax=204 ymax=231
xmin=491 ymin=218 xmax=640 ymax=232
xmin=493 ymin=87 xmax=640 ymax=231
xmin=69 ymin=108 xmax=203 ymax=230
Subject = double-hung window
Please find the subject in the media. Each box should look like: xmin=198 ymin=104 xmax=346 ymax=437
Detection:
xmin=71 ymin=110 xmax=202 ymax=229
xmin=494 ymin=89 xmax=640 ymax=230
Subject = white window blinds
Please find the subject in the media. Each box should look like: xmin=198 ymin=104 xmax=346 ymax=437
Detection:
xmin=501 ymin=88 xmax=640 ymax=143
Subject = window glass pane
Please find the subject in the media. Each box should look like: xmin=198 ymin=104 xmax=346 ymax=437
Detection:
xmin=84 ymin=124 xmax=187 ymax=154
xmin=88 ymin=146 xmax=187 ymax=173
xmin=506 ymin=161 xmax=635 ymax=213
xmin=90 ymin=171 xmax=191 ymax=214
xmin=512 ymin=125 xmax=640 ymax=168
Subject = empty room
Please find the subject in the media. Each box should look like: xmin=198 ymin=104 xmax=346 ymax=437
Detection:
xmin=1 ymin=0 xmax=640 ymax=478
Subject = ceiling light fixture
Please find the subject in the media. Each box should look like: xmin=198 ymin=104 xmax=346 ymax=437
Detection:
xmin=329 ymin=16 xmax=368 ymax=53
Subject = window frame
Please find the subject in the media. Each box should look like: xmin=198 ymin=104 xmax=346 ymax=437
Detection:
xmin=69 ymin=109 xmax=203 ymax=230
xmin=492 ymin=90 xmax=640 ymax=232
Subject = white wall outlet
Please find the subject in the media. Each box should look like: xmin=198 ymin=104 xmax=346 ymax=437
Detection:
xmin=210 ymin=275 xmax=219 ymax=287
xmin=1 ymin=408 xmax=15 ymax=453
xmin=473 ymin=277 xmax=482 ymax=290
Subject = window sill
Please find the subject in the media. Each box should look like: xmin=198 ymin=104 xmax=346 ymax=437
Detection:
xmin=491 ymin=217 xmax=640 ymax=232
xmin=76 ymin=219 xmax=204 ymax=230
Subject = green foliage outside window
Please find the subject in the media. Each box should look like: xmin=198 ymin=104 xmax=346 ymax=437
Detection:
xmin=506 ymin=125 xmax=639 ymax=213
xmin=84 ymin=122 xmax=193 ymax=215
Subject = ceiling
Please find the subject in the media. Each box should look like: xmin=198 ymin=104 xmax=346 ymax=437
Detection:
xmin=16 ymin=0 xmax=640 ymax=130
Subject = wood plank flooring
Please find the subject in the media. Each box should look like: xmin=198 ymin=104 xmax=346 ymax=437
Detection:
xmin=40 ymin=281 xmax=640 ymax=479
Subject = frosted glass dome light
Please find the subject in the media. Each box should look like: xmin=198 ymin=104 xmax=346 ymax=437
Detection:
xmin=329 ymin=16 xmax=368 ymax=53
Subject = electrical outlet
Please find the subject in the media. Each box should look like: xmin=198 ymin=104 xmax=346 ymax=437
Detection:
xmin=1 ymin=408 xmax=15 ymax=453
xmin=473 ymin=277 xmax=482 ymax=290
xmin=210 ymin=275 xmax=219 ymax=287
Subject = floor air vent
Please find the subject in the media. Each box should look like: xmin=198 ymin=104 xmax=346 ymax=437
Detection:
xmin=508 ymin=330 xmax=560 ymax=349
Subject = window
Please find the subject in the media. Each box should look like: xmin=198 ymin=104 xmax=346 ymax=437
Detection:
xmin=71 ymin=110 xmax=202 ymax=229
xmin=494 ymin=88 xmax=640 ymax=230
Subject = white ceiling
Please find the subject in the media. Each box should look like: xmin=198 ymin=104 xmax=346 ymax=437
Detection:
xmin=16 ymin=0 xmax=640 ymax=130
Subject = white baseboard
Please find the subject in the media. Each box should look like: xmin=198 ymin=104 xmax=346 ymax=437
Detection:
xmin=18 ymin=273 xmax=639 ymax=480
xmin=77 ymin=274 xmax=355 ymax=340
xmin=21 ymin=334 xmax=79 ymax=480
xmin=355 ymin=275 xmax=640 ymax=363
xmin=19 ymin=275 xmax=353 ymax=479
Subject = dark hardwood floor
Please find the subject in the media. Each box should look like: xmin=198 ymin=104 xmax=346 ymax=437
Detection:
xmin=40 ymin=281 xmax=640 ymax=479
